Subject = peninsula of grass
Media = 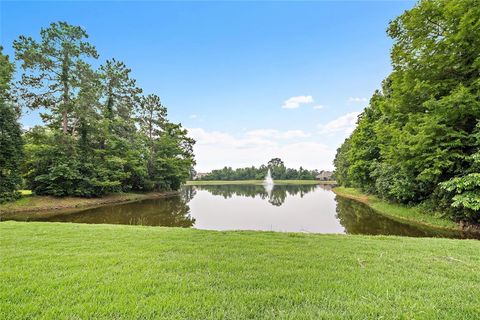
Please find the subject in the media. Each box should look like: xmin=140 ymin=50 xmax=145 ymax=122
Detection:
xmin=1 ymin=222 xmax=479 ymax=319
xmin=0 ymin=191 xmax=176 ymax=215
xmin=333 ymin=187 xmax=459 ymax=231
xmin=187 ymin=180 xmax=336 ymax=185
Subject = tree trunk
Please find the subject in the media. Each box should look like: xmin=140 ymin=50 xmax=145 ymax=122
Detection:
xmin=62 ymin=52 xmax=69 ymax=134
xmin=62 ymin=111 xmax=68 ymax=134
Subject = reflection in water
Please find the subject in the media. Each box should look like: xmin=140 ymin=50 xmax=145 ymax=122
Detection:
xmin=1 ymin=184 xmax=477 ymax=239
xmin=195 ymin=184 xmax=322 ymax=206
xmin=30 ymin=194 xmax=195 ymax=227
xmin=335 ymin=196 xmax=475 ymax=239
xmin=189 ymin=184 xmax=343 ymax=233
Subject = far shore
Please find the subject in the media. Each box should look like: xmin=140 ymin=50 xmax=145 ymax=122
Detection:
xmin=0 ymin=191 xmax=178 ymax=216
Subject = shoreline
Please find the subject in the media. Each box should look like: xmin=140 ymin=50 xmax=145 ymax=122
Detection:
xmin=332 ymin=187 xmax=466 ymax=233
xmin=0 ymin=191 xmax=178 ymax=216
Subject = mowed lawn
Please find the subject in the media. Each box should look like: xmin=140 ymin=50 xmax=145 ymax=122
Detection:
xmin=1 ymin=222 xmax=479 ymax=319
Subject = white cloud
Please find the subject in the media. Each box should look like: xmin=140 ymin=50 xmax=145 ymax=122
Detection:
xmin=187 ymin=128 xmax=334 ymax=172
xmin=282 ymin=95 xmax=313 ymax=109
xmin=245 ymin=129 xmax=311 ymax=139
xmin=312 ymin=105 xmax=324 ymax=110
xmin=318 ymin=111 xmax=360 ymax=135
xmin=189 ymin=114 xmax=198 ymax=119
xmin=347 ymin=97 xmax=368 ymax=103
xmin=281 ymin=130 xmax=311 ymax=139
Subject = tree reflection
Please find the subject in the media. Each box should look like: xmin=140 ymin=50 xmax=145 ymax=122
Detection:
xmin=194 ymin=184 xmax=319 ymax=206
xmin=335 ymin=196 xmax=466 ymax=238
xmin=36 ymin=194 xmax=195 ymax=227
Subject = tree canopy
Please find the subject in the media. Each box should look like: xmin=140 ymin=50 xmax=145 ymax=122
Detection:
xmin=6 ymin=22 xmax=195 ymax=198
xmin=334 ymin=0 xmax=480 ymax=223
xmin=0 ymin=48 xmax=23 ymax=203
xmin=200 ymin=158 xmax=321 ymax=181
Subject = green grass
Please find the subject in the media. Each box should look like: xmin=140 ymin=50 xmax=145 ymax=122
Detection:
xmin=1 ymin=222 xmax=479 ymax=319
xmin=333 ymin=187 xmax=458 ymax=230
xmin=187 ymin=180 xmax=336 ymax=185
xmin=18 ymin=190 xmax=32 ymax=196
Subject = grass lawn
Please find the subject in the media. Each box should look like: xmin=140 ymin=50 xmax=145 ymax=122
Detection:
xmin=186 ymin=180 xmax=336 ymax=185
xmin=1 ymin=222 xmax=479 ymax=319
xmin=0 ymin=192 xmax=175 ymax=214
xmin=333 ymin=187 xmax=459 ymax=231
xmin=18 ymin=190 xmax=32 ymax=196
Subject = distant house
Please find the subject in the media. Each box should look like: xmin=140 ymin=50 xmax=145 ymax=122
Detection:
xmin=316 ymin=170 xmax=333 ymax=181
xmin=193 ymin=172 xmax=209 ymax=180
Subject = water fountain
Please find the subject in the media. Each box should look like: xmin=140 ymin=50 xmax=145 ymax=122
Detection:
xmin=264 ymin=168 xmax=274 ymax=195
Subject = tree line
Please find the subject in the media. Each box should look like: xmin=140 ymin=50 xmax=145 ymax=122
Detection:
xmin=199 ymin=158 xmax=321 ymax=181
xmin=334 ymin=0 xmax=480 ymax=223
xmin=0 ymin=22 xmax=195 ymax=203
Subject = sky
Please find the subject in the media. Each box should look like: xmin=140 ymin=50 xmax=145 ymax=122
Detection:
xmin=1 ymin=0 xmax=415 ymax=172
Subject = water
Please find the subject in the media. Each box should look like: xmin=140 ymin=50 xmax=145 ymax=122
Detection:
xmin=1 ymin=184 xmax=477 ymax=239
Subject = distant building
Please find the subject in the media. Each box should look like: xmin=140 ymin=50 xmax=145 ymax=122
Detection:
xmin=316 ymin=170 xmax=333 ymax=181
xmin=193 ymin=172 xmax=209 ymax=180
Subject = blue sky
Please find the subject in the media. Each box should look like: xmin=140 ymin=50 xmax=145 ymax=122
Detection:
xmin=1 ymin=0 xmax=415 ymax=171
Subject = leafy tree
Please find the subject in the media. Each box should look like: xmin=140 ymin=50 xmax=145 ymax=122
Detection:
xmin=334 ymin=0 xmax=480 ymax=222
xmin=150 ymin=123 xmax=196 ymax=190
xmin=12 ymin=22 xmax=196 ymax=198
xmin=441 ymin=124 xmax=480 ymax=222
xmin=0 ymin=48 xmax=23 ymax=203
xmin=200 ymin=159 xmax=320 ymax=181
xmin=268 ymin=158 xmax=284 ymax=168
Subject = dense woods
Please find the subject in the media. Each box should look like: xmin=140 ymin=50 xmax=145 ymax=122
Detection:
xmin=199 ymin=158 xmax=321 ymax=181
xmin=0 ymin=22 xmax=195 ymax=202
xmin=334 ymin=0 xmax=480 ymax=222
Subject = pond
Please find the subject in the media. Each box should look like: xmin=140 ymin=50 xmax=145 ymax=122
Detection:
xmin=2 ymin=184 xmax=477 ymax=239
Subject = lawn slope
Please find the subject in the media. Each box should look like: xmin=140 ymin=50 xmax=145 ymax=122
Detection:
xmin=1 ymin=222 xmax=479 ymax=319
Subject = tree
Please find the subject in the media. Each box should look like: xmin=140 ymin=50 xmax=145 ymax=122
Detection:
xmin=268 ymin=158 xmax=284 ymax=168
xmin=138 ymin=94 xmax=167 ymax=142
xmin=14 ymin=21 xmax=98 ymax=134
xmin=0 ymin=48 xmax=23 ymax=203
xmin=100 ymin=59 xmax=142 ymax=123
xmin=150 ymin=122 xmax=196 ymax=190
xmin=12 ymin=21 xmax=195 ymax=198
xmin=334 ymin=0 xmax=480 ymax=221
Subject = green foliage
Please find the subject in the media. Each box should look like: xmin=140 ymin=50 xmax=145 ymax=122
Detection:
xmin=12 ymin=22 xmax=195 ymax=198
xmin=441 ymin=150 xmax=480 ymax=220
xmin=334 ymin=0 xmax=480 ymax=222
xmin=200 ymin=158 xmax=319 ymax=181
xmin=0 ymin=48 xmax=23 ymax=203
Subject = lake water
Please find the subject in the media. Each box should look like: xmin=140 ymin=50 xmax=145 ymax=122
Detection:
xmin=2 ymin=184 xmax=477 ymax=239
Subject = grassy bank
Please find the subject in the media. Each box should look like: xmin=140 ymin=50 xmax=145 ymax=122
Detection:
xmin=333 ymin=187 xmax=458 ymax=230
xmin=187 ymin=180 xmax=336 ymax=185
xmin=0 ymin=191 xmax=176 ymax=215
xmin=1 ymin=222 xmax=479 ymax=319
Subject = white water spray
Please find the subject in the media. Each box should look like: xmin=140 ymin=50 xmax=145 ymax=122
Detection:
xmin=264 ymin=168 xmax=274 ymax=195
